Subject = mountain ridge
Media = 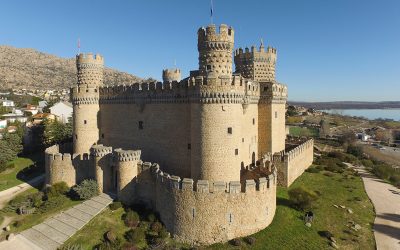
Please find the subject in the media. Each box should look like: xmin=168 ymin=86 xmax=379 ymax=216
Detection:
xmin=0 ymin=45 xmax=145 ymax=90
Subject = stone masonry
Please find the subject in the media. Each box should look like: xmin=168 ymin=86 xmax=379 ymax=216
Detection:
xmin=44 ymin=23 xmax=314 ymax=245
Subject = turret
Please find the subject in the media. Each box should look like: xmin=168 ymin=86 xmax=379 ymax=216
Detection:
xmin=162 ymin=68 xmax=181 ymax=82
xmin=72 ymin=53 xmax=104 ymax=154
xmin=90 ymin=144 xmax=112 ymax=193
xmin=197 ymin=24 xmax=234 ymax=78
xmin=234 ymin=40 xmax=277 ymax=82
xmin=113 ymin=149 xmax=141 ymax=204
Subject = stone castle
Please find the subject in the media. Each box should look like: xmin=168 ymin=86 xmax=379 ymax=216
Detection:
xmin=45 ymin=23 xmax=314 ymax=245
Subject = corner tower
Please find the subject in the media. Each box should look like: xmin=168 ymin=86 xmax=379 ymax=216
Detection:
xmin=234 ymin=41 xmax=277 ymax=82
xmin=72 ymin=53 xmax=104 ymax=154
xmin=197 ymin=24 xmax=234 ymax=78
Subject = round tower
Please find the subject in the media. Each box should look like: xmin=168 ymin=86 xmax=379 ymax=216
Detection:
xmin=72 ymin=53 xmax=104 ymax=154
xmin=90 ymin=144 xmax=112 ymax=193
xmin=197 ymin=24 xmax=234 ymax=78
xmin=113 ymin=149 xmax=141 ymax=204
xmin=162 ymin=68 xmax=181 ymax=82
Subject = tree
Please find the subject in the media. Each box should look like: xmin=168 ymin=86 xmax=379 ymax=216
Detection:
xmin=319 ymin=119 xmax=331 ymax=138
xmin=43 ymin=118 xmax=72 ymax=146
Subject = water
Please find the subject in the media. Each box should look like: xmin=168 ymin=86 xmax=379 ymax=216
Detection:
xmin=321 ymin=109 xmax=400 ymax=121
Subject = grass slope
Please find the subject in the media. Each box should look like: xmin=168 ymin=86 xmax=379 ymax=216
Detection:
xmin=210 ymin=170 xmax=375 ymax=249
xmin=0 ymin=158 xmax=34 ymax=191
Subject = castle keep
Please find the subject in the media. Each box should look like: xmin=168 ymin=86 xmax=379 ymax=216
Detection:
xmin=45 ymin=23 xmax=313 ymax=245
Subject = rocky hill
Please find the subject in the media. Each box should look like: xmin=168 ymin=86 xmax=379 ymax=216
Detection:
xmin=0 ymin=45 xmax=144 ymax=90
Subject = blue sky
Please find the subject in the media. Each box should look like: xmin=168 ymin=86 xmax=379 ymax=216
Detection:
xmin=1 ymin=0 xmax=399 ymax=101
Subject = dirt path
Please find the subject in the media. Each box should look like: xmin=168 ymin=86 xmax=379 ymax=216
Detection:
xmin=346 ymin=164 xmax=400 ymax=249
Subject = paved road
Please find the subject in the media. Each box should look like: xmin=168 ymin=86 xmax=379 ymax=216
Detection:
xmin=347 ymin=164 xmax=400 ymax=250
xmin=0 ymin=193 xmax=113 ymax=250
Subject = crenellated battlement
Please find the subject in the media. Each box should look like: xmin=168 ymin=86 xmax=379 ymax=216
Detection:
xmin=90 ymin=144 xmax=113 ymax=157
xmin=285 ymin=139 xmax=314 ymax=161
xmin=148 ymin=163 xmax=275 ymax=194
xmin=76 ymin=53 xmax=104 ymax=66
xmin=198 ymin=24 xmax=234 ymax=43
xmin=162 ymin=68 xmax=181 ymax=82
xmin=113 ymin=148 xmax=141 ymax=162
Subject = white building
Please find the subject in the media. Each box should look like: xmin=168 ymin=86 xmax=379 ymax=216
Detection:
xmin=0 ymin=120 xmax=6 ymax=129
xmin=1 ymin=113 xmax=27 ymax=123
xmin=50 ymin=101 xmax=73 ymax=123
xmin=2 ymin=100 xmax=14 ymax=107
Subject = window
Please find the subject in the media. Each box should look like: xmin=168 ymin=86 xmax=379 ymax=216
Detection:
xmin=235 ymin=149 xmax=238 ymax=155
xmin=252 ymin=118 xmax=255 ymax=125
xmin=188 ymin=143 xmax=191 ymax=150
xmin=75 ymin=134 xmax=78 ymax=139
xmin=86 ymin=89 xmax=89 ymax=93
xmin=228 ymin=127 xmax=232 ymax=134
xmin=139 ymin=121 xmax=143 ymax=130
xmin=101 ymin=133 xmax=104 ymax=139
xmin=264 ymin=86 xmax=268 ymax=91
xmin=242 ymin=138 xmax=244 ymax=143
xmin=84 ymin=120 xmax=87 ymax=124
xmin=275 ymin=111 xmax=278 ymax=118
xmin=206 ymin=65 xmax=212 ymax=71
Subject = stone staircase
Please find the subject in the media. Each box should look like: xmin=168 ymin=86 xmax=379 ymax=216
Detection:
xmin=0 ymin=193 xmax=114 ymax=250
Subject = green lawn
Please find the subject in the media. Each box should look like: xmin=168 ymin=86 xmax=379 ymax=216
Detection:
xmin=63 ymin=207 xmax=127 ymax=249
xmin=210 ymin=169 xmax=375 ymax=250
xmin=62 ymin=165 xmax=375 ymax=250
xmin=0 ymin=158 xmax=35 ymax=191
xmin=289 ymin=126 xmax=319 ymax=138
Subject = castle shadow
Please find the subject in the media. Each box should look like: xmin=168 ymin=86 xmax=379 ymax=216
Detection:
xmin=376 ymin=213 xmax=400 ymax=223
xmin=373 ymin=223 xmax=400 ymax=240
xmin=277 ymin=196 xmax=292 ymax=208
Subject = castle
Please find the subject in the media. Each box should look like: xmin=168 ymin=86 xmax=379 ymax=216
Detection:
xmin=45 ymin=23 xmax=314 ymax=245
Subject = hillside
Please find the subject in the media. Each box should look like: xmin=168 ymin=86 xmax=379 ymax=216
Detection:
xmin=0 ymin=45 xmax=144 ymax=90
xmin=289 ymin=101 xmax=400 ymax=110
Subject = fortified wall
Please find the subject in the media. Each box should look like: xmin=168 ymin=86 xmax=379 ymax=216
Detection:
xmin=273 ymin=138 xmax=314 ymax=187
xmin=45 ymin=143 xmax=277 ymax=245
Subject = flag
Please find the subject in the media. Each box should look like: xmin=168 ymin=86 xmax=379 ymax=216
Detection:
xmin=77 ymin=38 xmax=80 ymax=49
xmin=210 ymin=0 xmax=213 ymax=18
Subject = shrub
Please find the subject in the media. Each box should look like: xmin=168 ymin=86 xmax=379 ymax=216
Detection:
xmin=14 ymin=220 xmax=24 ymax=227
xmin=244 ymin=236 xmax=256 ymax=245
xmin=47 ymin=182 xmax=70 ymax=198
xmin=109 ymin=202 xmax=122 ymax=211
xmin=97 ymin=237 xmax=122 ymax=250
xmin=150 ymin=221 xmax=163 ymax=233
xmin=361 ymin=159 xmax=374 ymax=168
xmin=124 ymin=210 xmax=140 ymax=228
xmin=29 ymin=192 xmax=44 ymax=208
xmin=147 ymin=213 xmax=156 ymax=223
xmin=38 ymin=195 xmax=68 ymax=213
xmin=125 ymin=228 xmax=146 ymax=245
xmin=105 ymin=230 xmax=116 ymax=242
xmin=288 ymin=187 xmax=318 ymax=210
xmin=158 ymin=227 xmax=169 ymax=239
xmin=306 ymin=167 xmax=320 ymax=173
xmin=230 ymin=238 xmax=242 ymax=246
xmin=122 ymin=242 xmax=138 ymax=250
xmin=72 ymin=179 xmax=99 ymax=200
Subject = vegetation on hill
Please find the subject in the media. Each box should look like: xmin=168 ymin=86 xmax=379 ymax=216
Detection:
xmin=0 ymin=45 xmax=146 ymax=90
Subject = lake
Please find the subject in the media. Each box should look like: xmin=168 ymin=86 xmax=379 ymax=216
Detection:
xmin=321 ymin=109 xmax=400 ymax=121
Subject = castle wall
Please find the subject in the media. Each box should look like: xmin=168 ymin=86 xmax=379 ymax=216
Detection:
xmin=276 ymin=139 xmax=314 ymax=187
xmin=99 ymin=102 xmax=192 ymax=178
xmin=152 ymin=167 xmax=276 ymax=245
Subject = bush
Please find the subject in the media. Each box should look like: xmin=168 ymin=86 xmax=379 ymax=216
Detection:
xmin=14 ymin=220 xmax=24 ymax=228
xmin=105 ymin=230 xmax=116 ymax=242
xmin=125 ymin=228 xmax=146 ymax=245
xmin=38 ymin=195 xmax=68 ymax=213
xmin=230 ymin=238 xmax=242 ymax=246
xmin=244 ymin=236 xmax=256 ymax=245
xmin=29 ymin=192 xmax=44 ymax=208
xmin=306 ymin=167 xmax=320 ymax=173
xmin=124 ymin=210 xmax=140 ymax=228
xmin=150 ymin=221 xmax=163 ymax=233
xmin=122 ymin=242 xmax=138 ymax=250
xmin=72 ymin=179 xmax=99 ymax=200
xmin=347 ymin=145 xmax=363 ymax=158
xmin=158 ymin=227 xmax=169 ymax=239
xmin=46 ymin=182 xmax=70 ymax=198
xmin=288 ymin=187 xmax=318 ymax=210
xmin=361 ymin=159 xmax=374 ymax=168
xmin=147 ymin=213 xmax=156 ymax=223
xmin=109 ymin=202 xmax=122 ymax=211
xmin=97 ymin=237 xmax=122 ymax=250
